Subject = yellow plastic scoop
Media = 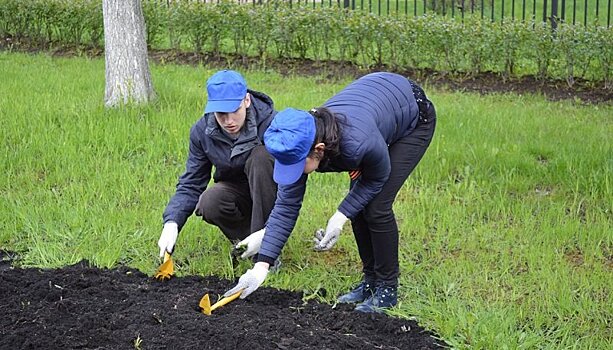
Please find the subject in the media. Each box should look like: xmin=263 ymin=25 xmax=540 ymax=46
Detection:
xmin=199 ymin=290 xmax=242 ymax=316
xmin=154 ymin=251 xmax=174 ymax=280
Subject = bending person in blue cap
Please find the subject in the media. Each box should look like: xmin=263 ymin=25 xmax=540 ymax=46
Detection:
xmin=158 ymin=70 xmax=278 ymax=265
xmin=224 ymin=72 xmax=436 ymax=313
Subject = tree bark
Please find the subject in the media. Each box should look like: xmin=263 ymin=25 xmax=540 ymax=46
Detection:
xmin=103 ymin=0 xmax=155 ymax=107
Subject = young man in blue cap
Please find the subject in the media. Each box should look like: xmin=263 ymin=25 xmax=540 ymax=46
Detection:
xmin=223 ymin=72 xmax=436 ymax=313
xmin=158 ymin=70 xmax=278 ymax=262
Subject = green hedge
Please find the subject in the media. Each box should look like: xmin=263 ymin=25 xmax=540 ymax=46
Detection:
xmin=0 ymin=0 xmax=102 ymax=46
xmin=1 ymin=0 xmax=611 ymax=86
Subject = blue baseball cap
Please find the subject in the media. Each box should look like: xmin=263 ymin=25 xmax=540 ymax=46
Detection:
xmin=264 ymin=108 xmax=316 ymax=185
xmin=204 ymin=70 xmax=248 ymax=113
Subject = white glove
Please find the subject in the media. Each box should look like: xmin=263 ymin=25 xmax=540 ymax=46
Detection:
xmin=314 ymin=210 xmax=348 ymax=251
xmin=235 ymin=228 xmax=265 ymax=259
xmin=223 ymin=262 xmax=269 ymax=299
xmin=158 ymin=221 xmax=178 ymax=258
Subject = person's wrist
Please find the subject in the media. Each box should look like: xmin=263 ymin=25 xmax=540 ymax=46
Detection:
xmin=164 ymin=221 xmax=178 ymax=229
xmin=254 ymin=261 xmax=270 ymax=270
xmin=334 ymin=210 xmax=348 ymax=224
xmin=257 ymin=254 xmax=276 ymax=266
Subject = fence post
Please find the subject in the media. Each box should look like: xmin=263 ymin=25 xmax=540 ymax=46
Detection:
xmin=343 ymin=0 xmax=350 ymax=8
xmin=551 ymin=0 xmax=558 ymax=29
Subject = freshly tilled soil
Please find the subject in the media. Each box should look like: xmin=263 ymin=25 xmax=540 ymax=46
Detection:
xmin=0 ymin=257 xmax=447 ymax=350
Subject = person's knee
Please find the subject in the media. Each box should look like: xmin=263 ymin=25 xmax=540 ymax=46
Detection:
xmin=245 ymin=145 xmax=273 ymax=171
xmin=363 ymin=206 xmax=394 ymax=225
xmin=196 ymin=191 xmax=223 ymax=223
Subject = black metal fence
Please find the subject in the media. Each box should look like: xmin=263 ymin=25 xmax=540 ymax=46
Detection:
xmin=176 ymin=0 xmax=612 ymax=27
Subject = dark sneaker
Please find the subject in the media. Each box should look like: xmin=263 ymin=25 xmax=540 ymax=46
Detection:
xmin=354 ymin=285 xmax=398 ymax=313
xmin=337 ymin=281 xmax=376 ymax=304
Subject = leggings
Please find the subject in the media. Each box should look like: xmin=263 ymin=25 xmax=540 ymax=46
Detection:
xmin=351 ymin=102 xmax=436 ymax=287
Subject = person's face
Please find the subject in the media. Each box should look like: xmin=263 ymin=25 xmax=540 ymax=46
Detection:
xmin=214 ymin=93 xmax=251 ymax=137
xmin=303 ymin=143 xmax=325 ymax=175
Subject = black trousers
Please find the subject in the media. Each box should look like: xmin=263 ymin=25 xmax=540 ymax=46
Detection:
xmin=194 ymin=145 xmax=277 ymax=242
xmin=351 ymin=103 xmax=436 ymax=287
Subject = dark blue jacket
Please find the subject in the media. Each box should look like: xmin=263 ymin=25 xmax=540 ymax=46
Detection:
xmin=259 ymin=72 xmax=420 ymax=262
xmin=163 ymin=90 xmax=276 ymax=231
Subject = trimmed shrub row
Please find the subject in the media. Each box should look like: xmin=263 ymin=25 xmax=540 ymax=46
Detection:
xmin=0 ymin=0 xmax=611 ymax=86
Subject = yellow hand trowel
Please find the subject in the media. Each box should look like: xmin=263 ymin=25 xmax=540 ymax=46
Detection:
xmin=199 ymin=290 xmax=243 ymax=316
xmin=154 ymin=251 xmax=174 ymax=280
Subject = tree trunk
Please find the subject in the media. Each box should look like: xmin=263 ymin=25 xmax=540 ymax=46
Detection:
xmin=103 ymin=0 xmax=155 ymax=107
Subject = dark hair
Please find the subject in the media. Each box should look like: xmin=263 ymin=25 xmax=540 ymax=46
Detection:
xmin=308 ymin=107 xmax=341 ymax=160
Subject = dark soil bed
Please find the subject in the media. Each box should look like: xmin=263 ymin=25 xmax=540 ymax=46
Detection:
xmin=0 ymin=252 xmax=447 ymax=350
xmin=147 ymin=50 xmax=612 ymax=105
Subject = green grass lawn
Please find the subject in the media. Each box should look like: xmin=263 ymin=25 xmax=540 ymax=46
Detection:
xmin=1 ymin=51 xmax=611 ymax=349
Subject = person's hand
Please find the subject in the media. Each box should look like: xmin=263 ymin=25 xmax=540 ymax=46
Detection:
xmin=235 ymin=228 xmax=265 ymax=259
xmin=314 ymin=211 xmax=348 ymax=251
xmin=223 ymin=262 xmax=269 ymax=299
xmin=158 ymin=221 xmax=178 ymax=258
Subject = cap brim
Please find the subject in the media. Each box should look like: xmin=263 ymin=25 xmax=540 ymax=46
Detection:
xmin=204 ymin=99 xmax=242 ymax=114
xmin=273 ymin=158 xmax=307 ymax=185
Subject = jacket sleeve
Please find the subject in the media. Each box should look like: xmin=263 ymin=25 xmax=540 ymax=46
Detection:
xmin=257 ymin=175 xmax=308 ymax=263
xmin=162 ymin=124 xmax=212 ymax=231
xmin=337 ymin=137 xmax=390 ymax=219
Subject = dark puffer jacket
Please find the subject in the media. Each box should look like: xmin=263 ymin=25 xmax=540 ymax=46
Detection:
xmin=258 ymin=72 xmax=420 ymax=263
xmin=163 ymin=90 xmax=276 ymax=231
